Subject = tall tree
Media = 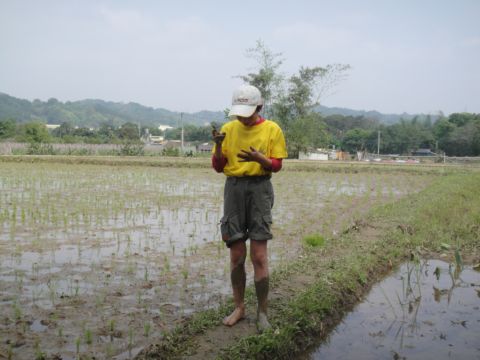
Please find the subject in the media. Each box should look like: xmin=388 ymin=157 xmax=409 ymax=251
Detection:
xmin=16 ymin=122 xmax=51 ymax=143
xmin=52 ymin=122 xmax=74 ymax=137
xmin=287 ymin=113 xmax=331 ymax=158
xmin=237 ymin=41 xmax=350 ymax=158
xmin=237 ymin=39 xmax=284 ymax=118
xmin=0 ymin=119 xmax=16 ymax=139
xmin=117 ymin=122 xmax=140 ymax=141
xmin=341 ymin=129 xmax=372 ymax=153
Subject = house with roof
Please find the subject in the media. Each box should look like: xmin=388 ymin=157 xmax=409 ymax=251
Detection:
xmin=412 ymin=148 xmax=436 ymax=156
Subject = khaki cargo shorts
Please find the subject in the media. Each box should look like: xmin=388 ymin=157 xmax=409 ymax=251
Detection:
xmin=220 ymin=176 xmax=274 ymax=248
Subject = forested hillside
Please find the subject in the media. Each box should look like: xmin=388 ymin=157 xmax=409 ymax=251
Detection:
xmin=0 ymin=93 xmax=224 ymax=128
xmin=0 ymin=92 xmax=436 ymax=129
xmin=1 ymin=92 xmax=479 ymax=157
xmin=315 ymin=105 xmax=439 ymax=125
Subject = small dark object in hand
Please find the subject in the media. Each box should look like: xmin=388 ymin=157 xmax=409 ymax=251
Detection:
xmin=211 ymin=123 xmax=226 ymax=144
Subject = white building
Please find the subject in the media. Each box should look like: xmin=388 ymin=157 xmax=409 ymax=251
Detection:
xmin=158 ymin=125 xmax=174 ymax=132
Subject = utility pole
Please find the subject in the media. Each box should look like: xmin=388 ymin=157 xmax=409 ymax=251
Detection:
xmin=377 ymin=130 xmax=381 ymax=155
xmin=180 ymin=112 xmax=184 ymax=154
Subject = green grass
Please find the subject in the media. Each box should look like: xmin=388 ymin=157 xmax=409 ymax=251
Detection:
xmin=302 ymin=234 xmax=325 ymax=248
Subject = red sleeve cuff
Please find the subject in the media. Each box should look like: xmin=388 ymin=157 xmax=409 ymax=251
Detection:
xmin=212 ymin=155 xmax=227 ymax=173
xmin=270 ymin=158 xmax=282 ymax=172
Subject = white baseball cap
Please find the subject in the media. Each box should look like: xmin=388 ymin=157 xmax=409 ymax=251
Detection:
xmin=228 ymin=85 xmax=263 ymax=118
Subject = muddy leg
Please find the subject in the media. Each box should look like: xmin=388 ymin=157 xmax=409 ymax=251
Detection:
xmin=254 ymin=277 xmax=270 ymax=332
xmin=223 ymin=241 xmax=246 ymax=326
xmin=251 ymin=240 xmax=271 ymax=332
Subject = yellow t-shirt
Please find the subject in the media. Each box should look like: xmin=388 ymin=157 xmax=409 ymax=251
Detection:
xmin=213 ymin=119 xmax=288 ymax=177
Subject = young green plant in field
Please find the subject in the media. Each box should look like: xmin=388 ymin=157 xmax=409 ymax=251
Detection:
xmin=143 ymin=322 xmax=151 ymax=337
xmin=144 ymin=266 xmax=149 ymax=282
xmin=75 ymin=336 xmax=81 ymax=356
xmin=163 ymin=255 xmax=170 ymax=274
xmin=303 ymin=234 xmax=325 ymax=248
xmin=105 ymin=343 xmax=114 ymax=359
xmin=12 ymin=300 xmax=22 ymax=322
xmin=181 ymin=267 xmax=189 ymax=281
xmin=84 ymin=328 xmax=93 ymax=345
xmin=7 ymin=344 xmax=13 ymax=360
xmin=34 ymin=338 xmax=46 ymax=360
xmin=128 ymin=327 xmax=134 ymax=351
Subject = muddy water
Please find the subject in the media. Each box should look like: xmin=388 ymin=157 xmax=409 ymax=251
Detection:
xmin=0 ymin=163 xmax=434 ymax=359
xmin=304 ymin=260 xmax=480 ymax=360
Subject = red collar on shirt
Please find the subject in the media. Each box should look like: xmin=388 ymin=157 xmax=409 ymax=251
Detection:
xmin=254 ymin=116 xmax=265 ymax=126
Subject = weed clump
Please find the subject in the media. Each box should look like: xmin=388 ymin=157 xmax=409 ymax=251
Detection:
xmin=303 ymin=234 xmax=325 ymax=248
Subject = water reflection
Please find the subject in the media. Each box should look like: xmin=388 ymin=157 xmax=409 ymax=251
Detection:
xmin=306 ymin=260 xmax=480 ymax=360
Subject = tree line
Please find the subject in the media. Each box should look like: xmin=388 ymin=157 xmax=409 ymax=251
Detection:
xmin=1 ymin=111 xmax=479 ymax=157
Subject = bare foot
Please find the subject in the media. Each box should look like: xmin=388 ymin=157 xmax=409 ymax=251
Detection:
xmin=223 ymin=306 xmax=245 ymax=326
xmin=256 ymin=311 xmax=271 ymax=333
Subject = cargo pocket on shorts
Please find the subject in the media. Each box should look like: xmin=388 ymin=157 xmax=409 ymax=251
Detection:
xmin=262 ymin=214 xmax=272 ymax=227
xmin=260 ymin=214 xmax=273 ymax=240
xmin=220 ymin=215 xmax=230 ymax=242
xmin=220 ymin=214 xmax=245 ymax=244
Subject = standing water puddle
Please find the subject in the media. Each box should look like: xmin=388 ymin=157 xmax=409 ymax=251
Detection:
xmin=304 ymin=259 xmax=480 ymax=359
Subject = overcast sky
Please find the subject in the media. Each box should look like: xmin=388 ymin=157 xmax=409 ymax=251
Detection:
xmin=1 ymin=0 xmax=479 ymax=115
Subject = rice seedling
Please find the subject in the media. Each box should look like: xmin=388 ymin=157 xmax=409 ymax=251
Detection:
xmin=13 ymin=300 xmax=22 ymax=322
xmin=7 ymin=344 xmax=13 ymax=360
xmin=128 ymin=327 xmax=134 ymax=351
xmin=181 ymin=268 xmax=189 ymax=281
xmin=143 ymin=322 xmax=151 ymax=337
xmin=75 ymin=336 xmax=81 ymax=356
xmin=84 ymin=328 xmax=93 ymax=345
xmin=34 ymin=339 xmax=46 ymax=360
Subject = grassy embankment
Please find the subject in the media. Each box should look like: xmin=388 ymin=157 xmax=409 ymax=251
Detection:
xmin=138 ymin=169 xmax=479 ymax=359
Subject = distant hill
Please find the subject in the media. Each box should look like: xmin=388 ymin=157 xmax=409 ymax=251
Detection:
xmin=0 ymin=92 xmax=437 ymax=128
xmin=0 ymin=93 xmax=225 ymax=128
xmin=315 ymin=105 xmax=439 ymax=124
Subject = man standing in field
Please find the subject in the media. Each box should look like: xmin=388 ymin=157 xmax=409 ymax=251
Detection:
xmin=212 ymin=84 xmax=287 ymax=332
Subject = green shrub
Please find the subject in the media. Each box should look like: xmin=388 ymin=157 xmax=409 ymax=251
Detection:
xmin=162 ymin=147 xmax=180 ymax=157
xmin=26 ymin=142 xmax=56 ymax=155
xmin=119 ymin=142 xmax=145 ymax=156
xmin=302 ymin=234 xmax=325 ymax=247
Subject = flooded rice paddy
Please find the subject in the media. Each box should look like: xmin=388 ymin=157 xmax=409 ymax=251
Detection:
xmin=0 ymin=162 xmax=433 ymax=359
xmin=305 ymin=260 xmax=480 ymax=360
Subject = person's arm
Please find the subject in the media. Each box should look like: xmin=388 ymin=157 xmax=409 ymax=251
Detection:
xmin=212 ymin=127 xmax=227 ymax=172
xmin=268 ymin=158 xmax=283 ymax=172
xmin=237 ymin=147 xmax=283 ymax=172
xmin=212 ymin=153 xmax=227 ymax=172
